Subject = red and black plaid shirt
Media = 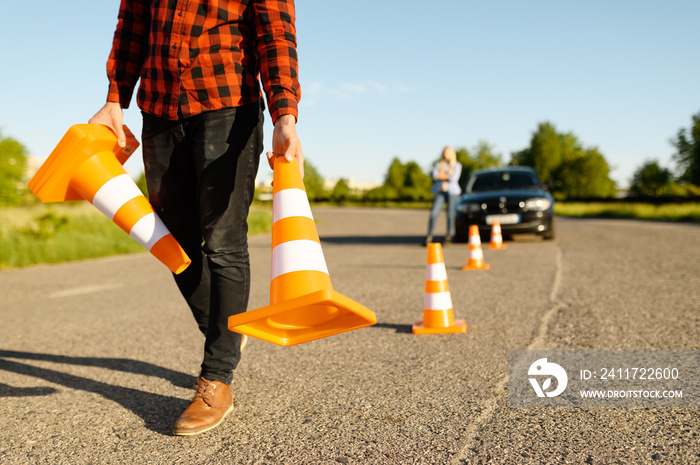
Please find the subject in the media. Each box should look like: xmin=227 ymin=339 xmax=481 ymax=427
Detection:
xmin=105 ymin=0 xmax=300 ymax=123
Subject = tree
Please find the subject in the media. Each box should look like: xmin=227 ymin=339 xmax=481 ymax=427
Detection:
xmin=671 ymin=109 xmax=700 ymax=186
xmin=511 ymin=122 xmax=617 ymax=199
xmin=0 ymin=130 xmax=29 ymax=205
xmin=303 ymin=159 xmax=327 ymax=201
xmin=330 ymin=178 xmax=351 ymax=202
xmin=400 ymin=161 xmax=432 ymax=201
xmin=366 ymin=157 xmax=432 ymax=201
xmin=554 ymin=148 xmax=617 ymax=199
xmin=512 ymin=122 xmax=562 ymax=183
xmin=629 ymin=160 xmax=673 ymax=196
xmin=366 ymin=157 xmax=405 ymax=200
xmin=456 ymin=141 xmax=502 ymax=187
xmin=455 ymin=147 xmax=472 ymax=187
xmin=385 ymin=157 xmax=406 ymax=191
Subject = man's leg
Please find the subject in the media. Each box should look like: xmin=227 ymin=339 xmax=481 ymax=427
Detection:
xmin=191 ymin=103 xmax=262 ymax=385
xmin=142 ymin=103 xmax=263 ymax=436
xmin=141 ymin=113 xmax=212 ymax=336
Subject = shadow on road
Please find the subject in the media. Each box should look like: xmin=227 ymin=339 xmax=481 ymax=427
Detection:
xmin=371 ymin=322 xmax=413 ymax=334
xmin=0 ymin=350 xmax=193 ymax=388
xmin=0 ymin=350 xmax=193 ymax=435
xmin=321 ymin=235 xmax=425 ymax=246
xmin=0 ymin=382 xmax=57 ymax=397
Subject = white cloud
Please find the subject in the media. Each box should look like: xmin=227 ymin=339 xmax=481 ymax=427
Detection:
xmin=300 ymin=80 xmax=413 ymax=106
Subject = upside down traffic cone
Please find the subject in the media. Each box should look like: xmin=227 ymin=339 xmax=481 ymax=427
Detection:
xmin=28 ymin=124 xmax=191 ymax=274
xmin=462 ymin=225 xmax=490 ymax=270
xmin=227 ymin=156 xmax=376 ymax=346
xmin=489 ymin=220 xmax=507 ymax=250
xmin=412 ymin=243 xmax=466 ymax=334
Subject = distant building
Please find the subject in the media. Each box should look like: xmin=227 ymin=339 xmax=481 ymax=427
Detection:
xmin=324 ymin=177 xmax=381 ymax=194
xmin=255 ymin=177 xmax=274 ymax=201
xmin=25 ymin=155 xmax=45 ymax=180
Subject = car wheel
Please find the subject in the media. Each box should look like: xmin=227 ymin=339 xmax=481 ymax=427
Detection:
xmin=542 ymin=228 xmax=555 ymax=240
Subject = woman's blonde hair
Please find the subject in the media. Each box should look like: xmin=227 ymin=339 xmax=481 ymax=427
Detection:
xmin=440 ymin=146 xmax=456 ymax=174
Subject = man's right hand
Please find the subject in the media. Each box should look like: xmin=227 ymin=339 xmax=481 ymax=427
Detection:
xmin=89 ymin=102 xmax=126 ymax=147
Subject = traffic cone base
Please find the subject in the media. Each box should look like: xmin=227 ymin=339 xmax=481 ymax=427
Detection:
xmin=462 ymin=262 xmax=490 ymax=270
xmin=228 ymin=156 xmax=376 ymax=346
xmin=228 ymin=288 xmax=377 ymax=346
xmin=412 ymin=318 xmax=467 ymax=335
xmin=28 ymin=124 xmax=191 ymax=274
xmin=28 ymin=124 xmax=139 ymax=202
xmin=489 ymin=244 xmax=507 ymax=250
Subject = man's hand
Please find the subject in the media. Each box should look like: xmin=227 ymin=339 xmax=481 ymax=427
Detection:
xmin=267 ymin=114 xmax=304 ymax=178
xmin=89 ymin=102 xmax=126 ymax=147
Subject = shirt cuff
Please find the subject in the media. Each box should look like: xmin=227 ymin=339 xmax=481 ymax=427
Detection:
xmin=269 ymin=98 xmax=298 ymax=124
xmin=107 ymin=81 xmax=133 ymax=109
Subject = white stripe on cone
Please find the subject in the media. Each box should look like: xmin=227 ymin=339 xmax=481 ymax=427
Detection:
xmin=425 ymin=263 xmax=448 ymax=281
xmin=129 ymin=213 xmax=170 ymax=250
xmin=424 ymin=291 xmax=453 ymax=310
xmin=271 ymin=239 xmax=329 ymax=280
xmin=91 ymin=174 xmax=142 ymax=220
xmin=469 ymin=248 xmax=484 ymax=260
xmin=273 ymin=188 xmax=314 ymax=222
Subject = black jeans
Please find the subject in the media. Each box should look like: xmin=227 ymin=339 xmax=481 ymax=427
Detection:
xmin=141 ymin=102 xmax=263 ymax=385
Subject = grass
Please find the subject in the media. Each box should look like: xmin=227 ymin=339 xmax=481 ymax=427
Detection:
xmin=555 ymin=202 xmax=700 ymax=223
xmin=3 ymin=201 xmax=698 ymax=270
xmin=0 ymin=203 xmax=273 ymax=270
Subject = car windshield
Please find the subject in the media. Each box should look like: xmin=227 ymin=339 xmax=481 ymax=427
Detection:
xmin=468 ymin=171 xmax=542 ymax=193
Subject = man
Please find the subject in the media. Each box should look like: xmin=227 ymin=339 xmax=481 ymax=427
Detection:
xmin=89 ymin=0 xmax=302 ymax=436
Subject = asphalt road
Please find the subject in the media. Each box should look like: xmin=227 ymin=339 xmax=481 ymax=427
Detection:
xmin=1 ymin=208 xmax=699 ymax=464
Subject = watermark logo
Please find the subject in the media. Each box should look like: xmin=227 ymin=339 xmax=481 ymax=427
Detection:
xmin=528 ymin=358 xmax=568 ymax=398
xmin=509 ymin=351 xmax=698 ymax=407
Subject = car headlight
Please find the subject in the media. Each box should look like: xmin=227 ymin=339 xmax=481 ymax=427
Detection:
xmin=523 ymin=197 xmax=552 ymax=212
xmin=458 ymin=202 xmax=482 ymax=214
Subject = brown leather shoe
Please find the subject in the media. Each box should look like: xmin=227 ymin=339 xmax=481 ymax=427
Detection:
xmin=173 ymin=377 xmax=234 ymax=436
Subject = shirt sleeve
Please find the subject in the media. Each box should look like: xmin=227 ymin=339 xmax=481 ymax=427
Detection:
xmin=449 ymin=163 xmax=463 ymax=195
xmin=106 ymin=0 xmax=150 ymax=108
xmin=449 ymin=163 xmax=462 ymax=183
xmin=432 ymin=163 xmax=440 ymax=180
xmin=253 ymin=0 xmax=301 ymax=123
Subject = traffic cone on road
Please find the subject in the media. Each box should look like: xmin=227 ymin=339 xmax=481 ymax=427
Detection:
xmin=228 ymin=156 xmax=376 ymax=346
xmin=413 ymin=243 xmax=467 ymax=334
xmin=28 ymin=124 xmax=191 ymax=274
xmin=489 ymin=220 xmax=507 ymax=250
xmin=462 ymin=225 xmax=490 ymax=270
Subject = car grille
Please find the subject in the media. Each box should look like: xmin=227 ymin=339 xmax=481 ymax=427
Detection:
xmin=480 ymin=198 xmax=522 ymax=215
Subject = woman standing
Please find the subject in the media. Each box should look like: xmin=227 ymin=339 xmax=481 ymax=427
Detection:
xmin=425 ymin=147 xmax=462 ymax=245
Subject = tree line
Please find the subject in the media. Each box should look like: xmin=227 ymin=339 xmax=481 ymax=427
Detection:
xmin=301 ymin=110 xmax=700 ymax=202
xmin=1 ymin=110 xmax=699 ymax=206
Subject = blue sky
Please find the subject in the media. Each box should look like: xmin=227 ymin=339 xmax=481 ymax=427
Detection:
xmin=1 ymin=1 xmax=698 ymax=188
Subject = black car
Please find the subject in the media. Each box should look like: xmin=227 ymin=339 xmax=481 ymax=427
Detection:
xmin=455 ymin=167 xmax=555 ymax=242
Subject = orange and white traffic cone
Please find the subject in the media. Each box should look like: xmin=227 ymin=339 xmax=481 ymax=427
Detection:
xmin=462 ymin=225 xmax=490 ymax=270
xmin=28 ymin=124 xmax=191 ymax=274
xmin=228 ymin=156 xmax=376 ymax=346
xmin=412 ymin=242 xmax=466 ymax=334
xmin=489 ymin=220 xmax=507 ymax=250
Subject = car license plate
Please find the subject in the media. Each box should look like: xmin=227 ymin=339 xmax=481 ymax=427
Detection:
xmin=486 ymin=214 xmax=520 ymax=225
